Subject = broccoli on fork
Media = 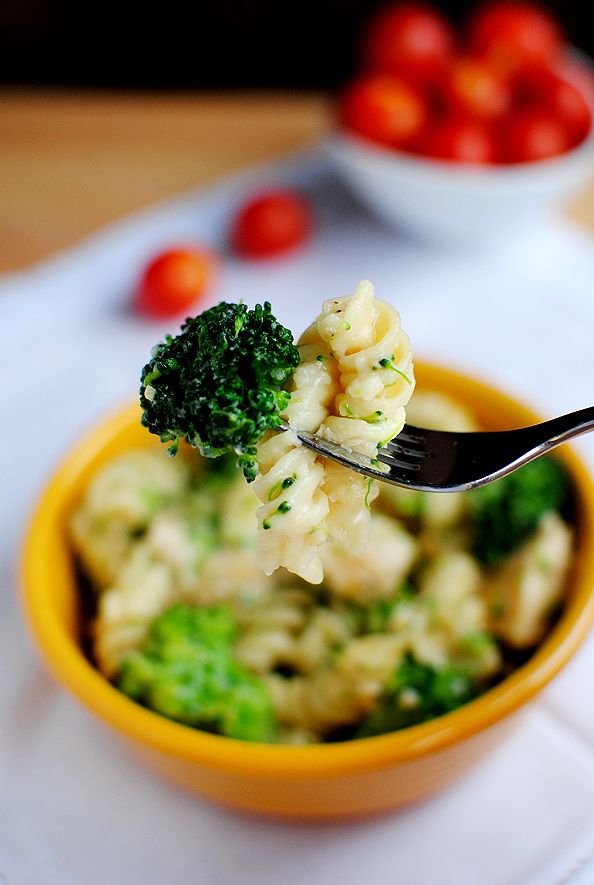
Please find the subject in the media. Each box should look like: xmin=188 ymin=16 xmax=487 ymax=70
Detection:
xmin=140 ymin=301 xmax=300 ymax=481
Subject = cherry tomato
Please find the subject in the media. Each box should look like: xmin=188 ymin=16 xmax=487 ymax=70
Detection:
xmin=418 ymin=118 xmax=499 ymax=163
xmin=501 ymin=109 xmax=572 ymax=162
xmin=515 ymin=68 xmax=592 ymax=145
xmin=340 ymin=74 xmax=428 ymax=147
xmin=441 ymin=56 xmax=511 ymax=121
xmin=468 ymin=2 xmax=563 ymax=73
xmin=135 ymin=248 xmax=214 ymax=319
xmin=363 ymin=3 xmax=455 ymax=85
xmin=231 ymin=190 xmax=312 ymax=259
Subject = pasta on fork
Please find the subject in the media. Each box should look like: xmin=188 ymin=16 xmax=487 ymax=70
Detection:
xmin=253 ymin=280 xmax=415 ymax=584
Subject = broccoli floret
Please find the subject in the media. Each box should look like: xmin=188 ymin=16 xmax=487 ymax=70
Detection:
xmin=357 ymin=653 xmax=478 ymax=738
xmin=117 ymin=603 xmax=277 ymax=742
xmin=201 ymin=451 xmax=240 ymax=488
xmin=140 ymin=301 xmax=300 ymax=481
xmin=468 ymin=457 xmax=569 ymax=567
xmin=147 ymin=601 xmax=236 ymax=651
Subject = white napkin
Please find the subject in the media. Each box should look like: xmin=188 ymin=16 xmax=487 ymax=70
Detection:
xmin=2 ymin=149 xmax=594 ymax=885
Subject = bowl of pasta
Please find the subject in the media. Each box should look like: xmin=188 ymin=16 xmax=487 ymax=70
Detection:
xmin=22 ymin=351 xmax=594 ymax=818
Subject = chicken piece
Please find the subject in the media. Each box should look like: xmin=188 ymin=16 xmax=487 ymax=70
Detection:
xmin=484 ymin=512 xmax=572 ymax=648
xmin=321 ymin=513 xmax=417 ymax=602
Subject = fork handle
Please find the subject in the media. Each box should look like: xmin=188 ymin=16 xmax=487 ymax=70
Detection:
xmin=525 ymin=406 xmax=594 ymax=454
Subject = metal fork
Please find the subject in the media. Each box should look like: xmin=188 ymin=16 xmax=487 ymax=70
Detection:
xmin=281 ymin=407 xmax=594 ymax=492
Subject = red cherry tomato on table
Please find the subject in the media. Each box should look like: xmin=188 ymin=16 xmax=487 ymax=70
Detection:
xmin=231 ymin=190 xmax=312 ymax=259
xmin=363 ymin=3 xmax=454 ymax=86
xmin=468 ymin=2 xmax=563 ymax=73
xmin=501 ymin=109 xmax=572 ymax=162
xmin=340 ymin=74 xmax=428 ymax=147
xmin=515 ymin=68 xmax=592 ymax=145
xmin=441 ymin=56 xmax=511 ymax=121
xmin=418 ymin=118 xmax=499 ymax=164
xmin=134 ymin=248 xmax=214 ymax=319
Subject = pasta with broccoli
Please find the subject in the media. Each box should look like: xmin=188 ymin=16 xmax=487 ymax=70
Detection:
xmin=71 ymin=383 xmax=574 ymax=743
xmin=75 ymin=290 xmax=575 ymax=744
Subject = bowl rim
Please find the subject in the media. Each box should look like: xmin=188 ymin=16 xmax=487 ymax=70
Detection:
xmin=21 ymin=362 xmax=594 ymax=779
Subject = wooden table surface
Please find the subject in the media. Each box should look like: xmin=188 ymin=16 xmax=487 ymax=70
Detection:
xmin=2 ymin=89 xmax=594 ymax=273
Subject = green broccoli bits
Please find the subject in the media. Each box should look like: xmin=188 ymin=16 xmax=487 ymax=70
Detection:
xmin=364 ymin=583 xmax=415 ymax=633
xmin=117 ymin=603 xmax=277 ymax=742
xmin=468 ymin=456 xmax=569 ymax=567
xmin=140 ymin=301 xmax=300 ymax=481
xmin=357 ymin=653 xmax=478 ymax=738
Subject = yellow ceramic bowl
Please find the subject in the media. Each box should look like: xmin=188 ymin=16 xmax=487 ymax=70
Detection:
xmin=22 ymin=363 xmax=594 ymax=820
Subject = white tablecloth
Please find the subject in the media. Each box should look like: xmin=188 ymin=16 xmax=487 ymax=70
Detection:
xmin=2 ymin=149 xmax=594 ymax=885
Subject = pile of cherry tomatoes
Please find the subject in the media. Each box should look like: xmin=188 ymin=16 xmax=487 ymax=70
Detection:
xmin=340 ymin=1 xmax=593 ymax=164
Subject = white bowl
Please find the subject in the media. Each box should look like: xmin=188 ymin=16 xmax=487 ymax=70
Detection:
xmin=324 ymin=126 xmax=594 ymax=245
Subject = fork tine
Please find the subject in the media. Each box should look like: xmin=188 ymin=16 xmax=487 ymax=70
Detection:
xmin=394 ymin=425 xmax=429 ymax=445
xmin=385 ymin=440 xmax=431 ymax=459
xmin=377 ymin=451 xmax=423 ymax=472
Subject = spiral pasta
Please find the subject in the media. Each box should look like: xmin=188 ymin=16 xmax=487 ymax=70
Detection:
xmin=234 ymin=588 xmax=352 ymax=676
xmin=266 ymin=634 xmax=405 ymax=734
xmin=94 ymin=543 xmax=180 ymax=678
xmin=252 ymin=319 xmax=339 ymax=583
xmin=318 ymin=280 xmax=414 ymax=552
xmin=265 ymin=669 xmax=362 ymax=733
xmin=253 ymin=430 xmax=330 ymax=583
xmin=253 ymin=280 xmax=415 ymax=583
xmin=69 ymin=449 xmax=189 ymax=589
xmin=233 ymin=587 xmax=313 ymax=673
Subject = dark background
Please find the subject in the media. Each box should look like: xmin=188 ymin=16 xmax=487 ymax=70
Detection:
xmin=0 ymin=1 xmax=591 ymax=90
